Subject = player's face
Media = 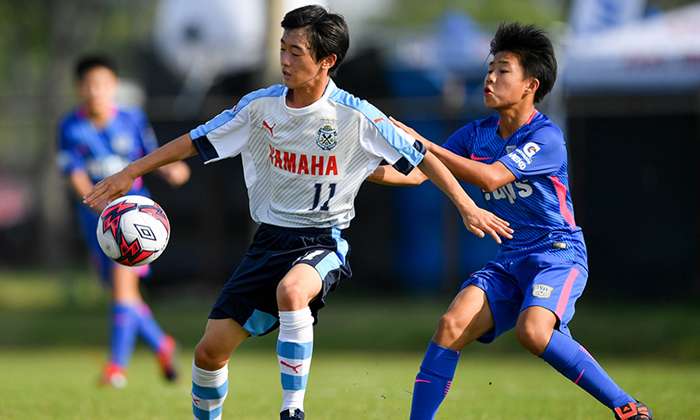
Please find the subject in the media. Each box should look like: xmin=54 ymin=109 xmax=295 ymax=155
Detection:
xmin=280 ymin=29 xmax=332 ymax=90
xmin=483 ymin=52 xmax=534 ymax=111
xmin=79 ymin=66 xmax=118 ymax=116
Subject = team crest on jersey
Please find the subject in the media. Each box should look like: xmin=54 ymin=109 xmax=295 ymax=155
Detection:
xmin=317 ymin=123 xmax=337 ymax=150
xmin=532 ymin=284 xmax=553 ymax=298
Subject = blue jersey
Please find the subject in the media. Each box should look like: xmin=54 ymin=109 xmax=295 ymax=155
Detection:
xmin=56 ymin=105 xmax=158 ymax=195
xmin=443 ymin=111 xmax=587 ymax=266
xmin=56 ymin=104 xmax=158 ymax=281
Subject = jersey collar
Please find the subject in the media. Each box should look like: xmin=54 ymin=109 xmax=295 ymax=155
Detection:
xmin=281 ymin=78 xmax=336 ymax=116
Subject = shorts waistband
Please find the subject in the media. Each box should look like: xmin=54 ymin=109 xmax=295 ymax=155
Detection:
xmin=260 ymin=223 xmax=340 ymax=237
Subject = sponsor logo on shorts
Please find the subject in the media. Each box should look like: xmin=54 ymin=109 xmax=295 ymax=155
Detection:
xmin=533 ymin=284 xmax=553 ymax=298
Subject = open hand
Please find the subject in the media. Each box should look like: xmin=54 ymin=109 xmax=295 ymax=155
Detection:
xmin=461 ymin=206 xmax=514 ymax=244
xmin=83 ymin=169 xmax=136 ymax=209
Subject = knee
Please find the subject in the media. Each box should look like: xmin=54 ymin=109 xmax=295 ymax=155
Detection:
xmin=514 ymin=322 xmax=551 ymax=356
xmin=194 ymin=340 xmax=228 ymax=371
xmin=435 ymin=313 xmax=467 ymax=346
xmin=276 ymin=280 xmax=310 ymax=310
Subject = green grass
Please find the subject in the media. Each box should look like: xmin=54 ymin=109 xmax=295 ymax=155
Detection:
xmin=0 ymin=348 xmax=698 ymax=419
xmin=1 ymin=269 xmax=700 ymax=419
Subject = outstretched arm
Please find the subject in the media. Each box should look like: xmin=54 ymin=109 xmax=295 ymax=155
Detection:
xmin=366 ymin=164 xmax=428 ymax=186
xmin=83 ymin=133 xmax=197 ymax=208
xmin=417 ymin=151 xmax=513 ymax=243
xmin=154 ymin=161 xmax=191 ymax=188
xmin=390 ymin=117 xmax=516 ymax=192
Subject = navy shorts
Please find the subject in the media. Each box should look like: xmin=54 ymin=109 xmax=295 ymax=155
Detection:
xmin=209 ymin=223 xmax=352 ymax=337
xmin=462 ymin=254 xmax=588 ymax=343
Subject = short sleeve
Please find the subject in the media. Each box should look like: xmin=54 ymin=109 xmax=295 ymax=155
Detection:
xmin=499 ymin=126 xmax=565 ymax=179
xmin=132 ymin=108 xmax=159 ymax=154
xmin=56 ymin=119 xmax=83 ymax=175
xmin=190 ymin=105 xmax=251 ymax=164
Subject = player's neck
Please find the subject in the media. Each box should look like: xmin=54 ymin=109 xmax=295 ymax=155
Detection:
xmin=88 ymin=110 xmax=111 ymax=128
xmin=285 ymin=76 xmax=330 ymax=109
xmin=84 ymin=103 xmax=116 ymax=128
xmin=496 ymin=104 xmax=537 ymax=140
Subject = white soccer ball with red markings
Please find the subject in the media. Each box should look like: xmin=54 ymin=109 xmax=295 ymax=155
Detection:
xmin=96 ymin=195 xmax=170 ymax=266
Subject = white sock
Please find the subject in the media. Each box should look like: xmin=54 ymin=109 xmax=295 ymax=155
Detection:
xmin=191 ymin=361 xmax=228 ymax=420
xmin=278 ymin=307 xmax=314 ymax=412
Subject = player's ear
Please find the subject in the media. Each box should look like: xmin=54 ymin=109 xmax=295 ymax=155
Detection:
xmin=320 ymin=54 xmax=337 ymax=72
xmin=524 ymin=78 xmax=539 ymax=96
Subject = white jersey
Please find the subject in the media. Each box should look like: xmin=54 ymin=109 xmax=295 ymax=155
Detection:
xmin=190 ymin=79 xmax=424 ymax=229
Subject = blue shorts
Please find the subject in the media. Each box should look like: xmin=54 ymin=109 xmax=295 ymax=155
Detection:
xmin=209 ymin=223 xmax=352 ymax=337
xmin=76 ymin=202 xmax=150 ymax=284
xmin=462 ymin=254 xmax=588 ymax=343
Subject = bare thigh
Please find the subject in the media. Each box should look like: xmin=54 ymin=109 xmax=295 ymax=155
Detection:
xmin=194 ymin=318 xmax=250 ymax=371
xmin=432 ymin=285 xmax=495 ymax=351
xmin=111 ymin=265 xmax=141 ymax=301
xmin=276 ymin=263 xmax=322 ymax=312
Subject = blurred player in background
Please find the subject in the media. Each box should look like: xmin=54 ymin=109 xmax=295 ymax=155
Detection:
xmin=57 ymin=54 xmax=190 ymax=388
xmin=83 ymin=5 xmax=512 ymax=419
xmin=369 ymin=22 xmax=652 ymax=420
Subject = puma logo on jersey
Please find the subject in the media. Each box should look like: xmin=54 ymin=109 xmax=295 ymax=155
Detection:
xmin=484 ymin=180 xmax=533 ymax=204
xmin=374 ymin=117 xmax=385 ymax=123
xmin=262 ymin=120 xmax=276 ymax=136
xmin=269 ymin=145 xmax=338 ymax=176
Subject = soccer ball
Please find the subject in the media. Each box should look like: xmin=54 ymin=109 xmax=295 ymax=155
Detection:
xmin=96 ymin=195 xmax=170 ymax=266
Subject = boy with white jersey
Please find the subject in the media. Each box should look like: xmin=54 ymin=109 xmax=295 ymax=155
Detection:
xmin=83 ymin=5 xmax=512 ymax=420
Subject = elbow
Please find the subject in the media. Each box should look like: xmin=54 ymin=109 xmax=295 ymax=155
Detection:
xmin=409 ymin=172 xmax=429 ymax=186
xmin=480 ymin=175 xmax=504 ymax=193
xmin=481 ymin=183 xmax=498 ymax=193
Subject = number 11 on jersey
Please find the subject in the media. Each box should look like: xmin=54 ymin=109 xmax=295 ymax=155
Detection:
xmin=310 ymin=183 xmax=336 ymax=211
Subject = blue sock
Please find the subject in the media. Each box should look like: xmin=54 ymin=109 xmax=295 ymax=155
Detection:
xmin=135 ymin=301 xmax=166 ymax=351
xmin=540 ymin=330 xmax=634 ymax=409
xmin=410 ymin=341 xmax=461 ymax=420
xmin=109 ymin=302 xmax=139 ymax=367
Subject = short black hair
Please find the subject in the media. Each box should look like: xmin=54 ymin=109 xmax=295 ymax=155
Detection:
xmin=75 ymin=54 xmax=117 ymax=82
xmin=281 ymin=5 xmax=349 ymax=76
xmin=490 ymin=22 xmax=557 ymax=103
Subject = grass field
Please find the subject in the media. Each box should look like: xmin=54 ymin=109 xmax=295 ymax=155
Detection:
xmin=1 ymin=269 xmax=699 ymax=419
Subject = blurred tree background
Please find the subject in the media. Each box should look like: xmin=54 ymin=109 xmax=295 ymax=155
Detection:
xmin=1 ymin=0 xmax=699 ymax=301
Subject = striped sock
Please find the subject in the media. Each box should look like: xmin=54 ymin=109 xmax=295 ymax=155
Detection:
xmin=540 ymin=330 xmax=633 ymax=408
xmin=410 ymin=341 xmax=461 ymax=420
xmin=278 ymin=308 xmax=314 ymax=413
xmin=191 ymin=362 xmax=228 ymax=420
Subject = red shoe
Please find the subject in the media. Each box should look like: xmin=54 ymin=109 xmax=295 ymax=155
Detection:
xmin=157 ymin=335 xmax=179 ymax=382
xmin=101 ymin=362 xmax=128 ymax=389
xmin=614 ymin=401 xmax=653 ymax=420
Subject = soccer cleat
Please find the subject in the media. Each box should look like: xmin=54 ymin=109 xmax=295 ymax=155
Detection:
xmin=613 ymin=401 xmax=653 ymax=420
xmin=280 ymin=408 xmax=305 ymax=420
xmin=101 ymin=362 xmax=128 ymax=389
xmin=157 ymin=334 xmax=179 ymax=382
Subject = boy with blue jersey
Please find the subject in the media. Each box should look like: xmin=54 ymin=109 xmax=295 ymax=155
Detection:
xmin=57 ymin=54 xmax=190 ymax=388
xmin=83 ymin=6 xmax=513 ymax=420
xmin=370 ymin=22 xmax=652 ymax=420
